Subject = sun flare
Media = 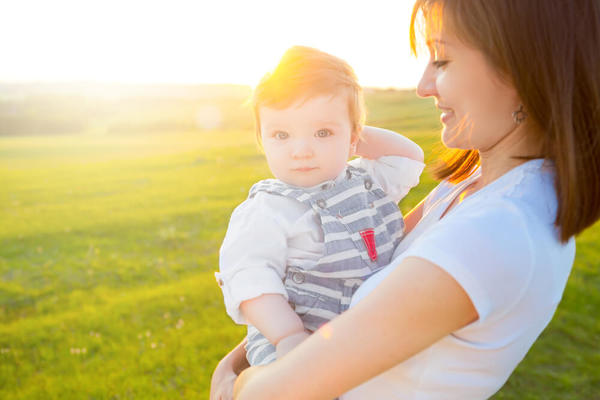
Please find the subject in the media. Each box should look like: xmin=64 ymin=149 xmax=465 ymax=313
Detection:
xmin=0 ymin=0 xmax=426 ymax=88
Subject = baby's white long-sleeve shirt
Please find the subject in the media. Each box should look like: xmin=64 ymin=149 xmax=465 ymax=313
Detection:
xmin=216 ymin=156 xmax=425 ymax=324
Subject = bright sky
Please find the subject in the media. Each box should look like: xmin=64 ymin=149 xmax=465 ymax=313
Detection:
xmin=0 ymin=0 xmax=428 ymax=89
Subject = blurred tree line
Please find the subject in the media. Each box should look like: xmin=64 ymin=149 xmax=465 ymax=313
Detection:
xmin=0 ymin=83 xmax=255 ymax=136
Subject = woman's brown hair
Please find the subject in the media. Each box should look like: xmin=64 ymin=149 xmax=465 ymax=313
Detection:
xmin=410 ymin=0 xmax=600 ymax=242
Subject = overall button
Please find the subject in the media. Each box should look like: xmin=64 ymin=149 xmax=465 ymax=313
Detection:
xmin=364 ymin=179 xmax=373 ymax=190
xmin=316 ymin=199 xmax=327 ymax=209
xmin=292 ymin=272 xmax=305 ymax=284
xmin=369 ymin=202 xmax=375 ymax=208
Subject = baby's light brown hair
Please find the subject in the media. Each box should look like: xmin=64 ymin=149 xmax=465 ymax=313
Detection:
xmin=251 ymin=46 xmax=365 ymax=143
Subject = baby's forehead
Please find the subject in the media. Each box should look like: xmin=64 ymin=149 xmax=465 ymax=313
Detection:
xmin=260 ymin=95 xmax=351 ymax=124
xmin=267 ymin=91 xmax=351 ymax=111
xmin=264 ymin=89 xmax=351 ymax=108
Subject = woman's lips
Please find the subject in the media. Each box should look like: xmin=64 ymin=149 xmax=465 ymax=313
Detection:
xmin=438 ymin=105 xmax=455 ymax=124
xmin=440 ymin=110 xmax=455 ymax=124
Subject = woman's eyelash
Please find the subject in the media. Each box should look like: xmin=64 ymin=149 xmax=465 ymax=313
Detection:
xmin=432 ymin=60 xmax=449 ymax=68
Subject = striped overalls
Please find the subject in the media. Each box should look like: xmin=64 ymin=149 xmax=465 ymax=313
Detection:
xmin=246 ymin=164 xmax=405 ymax=365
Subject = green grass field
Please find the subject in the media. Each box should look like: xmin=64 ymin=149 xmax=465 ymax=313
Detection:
xmin=0 ymin=87 xmax=598 ymax=399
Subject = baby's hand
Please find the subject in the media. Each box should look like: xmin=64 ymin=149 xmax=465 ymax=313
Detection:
xmin=275 ymin=330 xmax=311 ymax=358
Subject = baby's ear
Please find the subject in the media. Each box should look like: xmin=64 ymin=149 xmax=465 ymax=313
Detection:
xmin=349 ymin=135 xmax=359 ymax=157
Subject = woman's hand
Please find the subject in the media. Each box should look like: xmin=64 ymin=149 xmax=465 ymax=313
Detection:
xmin=210 ymin=339 xmax=250 ymax=400
xmin=210 ymin=363 xmax=237 ymax=400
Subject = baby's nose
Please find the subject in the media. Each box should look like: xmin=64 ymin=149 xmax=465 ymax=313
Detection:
xmin=291 ymin=141 xmax=314 ymax=158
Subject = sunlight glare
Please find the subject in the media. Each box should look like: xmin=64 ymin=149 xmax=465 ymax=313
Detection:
xmin=319 ymin=323 xmax=334 ymax=340
xmin=0 ymin=0 xmax=426 ymax=88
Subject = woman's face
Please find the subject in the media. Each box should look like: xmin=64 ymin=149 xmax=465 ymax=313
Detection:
xmin=416 ymin=28 xmax=521 ymax=151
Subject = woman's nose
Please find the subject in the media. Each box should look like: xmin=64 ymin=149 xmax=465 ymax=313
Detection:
xmin=416 ymin=64 xmax=438 ymax=98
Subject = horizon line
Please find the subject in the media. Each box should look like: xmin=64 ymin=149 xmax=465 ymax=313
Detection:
xmin=0 ymin=79 xmax=417 ymax=91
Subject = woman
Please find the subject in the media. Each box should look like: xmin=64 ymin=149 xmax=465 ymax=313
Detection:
xmin=212 ymin=0 xmax=600 ymax=398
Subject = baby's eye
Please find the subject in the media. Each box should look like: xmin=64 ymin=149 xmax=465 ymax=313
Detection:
xmin=274 ymin=131 xmax=289 ymax=140
xmin=315 ymin=129 xmax=331 ymax=138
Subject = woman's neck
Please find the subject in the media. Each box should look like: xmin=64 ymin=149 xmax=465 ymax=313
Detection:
xmin=476 ymin=123 xmax=542 ymax=190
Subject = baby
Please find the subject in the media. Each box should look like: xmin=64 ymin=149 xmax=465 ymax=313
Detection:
xmin=215 ymin=46 xmax=425 ymax=366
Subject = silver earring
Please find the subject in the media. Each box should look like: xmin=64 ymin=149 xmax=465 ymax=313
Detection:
xmin=512 ymin=104 xmax=527 ymax=124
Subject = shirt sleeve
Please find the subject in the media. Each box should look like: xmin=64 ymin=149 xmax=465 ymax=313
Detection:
xmin=216 ymin=192 xmax=291 ymax=325
xmin=349 ymin=156 xmax=425 ymax=203
xmin=401 ymin=199 xmax=535 ymax=323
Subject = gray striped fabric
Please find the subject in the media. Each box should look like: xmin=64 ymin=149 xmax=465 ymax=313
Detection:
xmin=245 ymin=165 xmax=405 ymax=366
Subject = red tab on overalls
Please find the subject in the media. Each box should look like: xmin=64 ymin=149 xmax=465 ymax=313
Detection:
xmin=360 ymin=229 xmax=377 ymax=261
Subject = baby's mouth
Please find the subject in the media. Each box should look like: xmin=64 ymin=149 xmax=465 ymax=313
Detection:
xmin=293 ymin=167 xmax=318 ymax=172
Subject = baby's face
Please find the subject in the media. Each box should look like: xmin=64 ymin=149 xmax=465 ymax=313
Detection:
xmin=259 ymin=93 xmax=355 ymax=187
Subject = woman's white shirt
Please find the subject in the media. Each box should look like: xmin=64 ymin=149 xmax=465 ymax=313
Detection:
xmin=342 ymin=159 xmax=575 ymax=400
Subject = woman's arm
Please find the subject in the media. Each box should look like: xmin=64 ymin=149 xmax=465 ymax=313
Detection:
xmin=355 ymin=126 xmax=424 ymax=162
xmin=233 ymin=256 xmax=478 ymax=400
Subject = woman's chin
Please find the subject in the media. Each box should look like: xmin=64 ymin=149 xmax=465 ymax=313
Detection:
xmin=441 ymin=129 xmax=472 ymax=150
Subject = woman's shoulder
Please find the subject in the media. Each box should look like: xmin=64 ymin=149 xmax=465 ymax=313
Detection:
xmin=486 ymin=159 xmax=558 ymax=221
xmin=441 ymin=159 xmax=558 ymax=224
xmin=442 ymin=161 xmax=560 ymax=252
xmin=430 ymin=195 xmax=535 ymax=262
